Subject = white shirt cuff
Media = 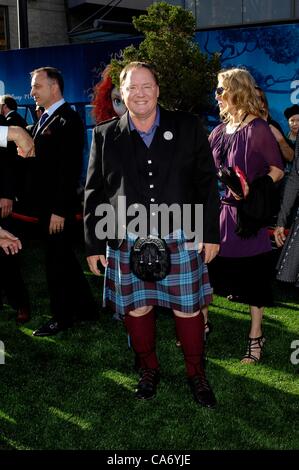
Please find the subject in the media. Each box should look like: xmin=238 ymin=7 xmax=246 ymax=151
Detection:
xmin=0 ymin=126 xmax=8 ymax=148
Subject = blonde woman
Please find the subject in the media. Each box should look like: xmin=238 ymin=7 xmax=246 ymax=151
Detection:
xmin=208 ymin=68 xmax=284 ymax=363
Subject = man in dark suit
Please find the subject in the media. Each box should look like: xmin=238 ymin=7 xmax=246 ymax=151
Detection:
xmin=0 ymin=95 xmax=30 ymax=323
xmin=0 ymin=95 xmax=28 ymax=128
xmin=0 ymin=95 xmax=27 ymax=223
xmin=28 ymin=67 xmax=97 ymax=336
xmin=84 ymin=62 xmax=220 ymax=408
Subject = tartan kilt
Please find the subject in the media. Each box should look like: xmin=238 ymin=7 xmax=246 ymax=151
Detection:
xmin=103 ymin=237 xmax=212 ymax=317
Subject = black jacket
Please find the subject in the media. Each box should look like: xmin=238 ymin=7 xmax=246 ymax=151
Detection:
xmin=18 ymin=102 xmax=84 ymax=218
xmin=236 ymin=175 xmax=277 ymax=238
xmin=0 ymin=111 xmax=27 ymax=201
xmin=84 ymin=107 xmax=220 ymax=255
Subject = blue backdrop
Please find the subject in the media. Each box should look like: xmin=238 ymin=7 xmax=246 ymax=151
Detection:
xmin=1 ymin=23 xmax=299 ymax=177
xmin=0 ymin=38 xmax=140 ymax=181
xmin=196 ymin=23 xmax=299 ymax=134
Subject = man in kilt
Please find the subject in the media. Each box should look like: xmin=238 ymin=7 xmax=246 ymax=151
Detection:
xmin=84 ymin=62 xmax=220 ymax=408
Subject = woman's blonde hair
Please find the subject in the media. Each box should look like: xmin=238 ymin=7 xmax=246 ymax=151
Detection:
xmin=217 ymin=68 xmax=264 ymax=123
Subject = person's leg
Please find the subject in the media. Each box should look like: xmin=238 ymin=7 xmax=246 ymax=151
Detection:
xmin=0 ymin=217 xmax=30 ymax=324
xmin=176 ymin=304 xmax=211 ymax=348
xmin=0 ymin=251 xmax=30 ymax=323
xmin=241 ymin=305 xmax=265 ymax=363
xmin=124 ymin=306 xmax=160 ymax=399
xmin=52 ymin=222 xmax=97 ymax=320
xmin=201 ymin=305 xmax=208 ymax=326
xmin=174 ymin=309 xmax=216 ymax=408
xmin=33 ymin=218 xmax=97 ymax=336
xmin=201 ymin=304 xmax=213 ymax=339
xmin=174 ymin=310 xmax=204 ymax=374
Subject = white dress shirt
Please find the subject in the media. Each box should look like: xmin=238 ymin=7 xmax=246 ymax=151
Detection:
xmin=37 ymin=98 xmax=65 ymax=130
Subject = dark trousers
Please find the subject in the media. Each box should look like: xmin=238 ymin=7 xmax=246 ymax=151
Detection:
xmin=0 ymin=216 xmax=30 ymax=310
xmin=40 ymin=217 xmax=97 ymax=326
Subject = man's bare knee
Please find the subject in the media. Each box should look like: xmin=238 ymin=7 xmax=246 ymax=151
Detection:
xmin=173 ymin=309 xmax=200 ymax=318
xmin=129 ymin=306 xmax=153 ymax=317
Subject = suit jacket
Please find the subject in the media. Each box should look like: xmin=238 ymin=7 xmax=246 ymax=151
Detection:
xmin=6 ymin=110 xmax=28 ymax=128
xmin=84 ymin=107 xmax=220 ymax=256
xmin=0 ymin=111 xmax=27 ymax=201
xmin=19 ymin=102 xmax=84 ymax=218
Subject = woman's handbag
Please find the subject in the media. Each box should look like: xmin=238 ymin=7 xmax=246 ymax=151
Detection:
xmin=130 ymin=237 xmax=171 ymax=282
xmin=217 ymin=165 xmax=247 ymax=198
xmin=217 ymin=114 xmax=248 ymax=198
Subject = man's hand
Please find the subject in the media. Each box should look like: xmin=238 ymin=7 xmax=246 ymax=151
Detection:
xmin=0 ymin=228 xmax=22 ymax=255
xmin=49 ymin=214 xmax=65 ymax=235
xmin=87 ymin=255 xmax=108 ymax=276
xmin=7 ymin=126 xmax=35 ymax=157
xmin=0 ymin=198 xmax=13 ymax=218
xmin=199 ymin=242 xmax=220 ymax=264
xmin=274 ymin=226 xmax=286 ymax=247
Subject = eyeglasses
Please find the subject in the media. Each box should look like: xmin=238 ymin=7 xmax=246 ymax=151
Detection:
xmin=124 ymin=84 xmax=157 ymax=95
xmin=215 ymin=87 xmax=225 ymax=96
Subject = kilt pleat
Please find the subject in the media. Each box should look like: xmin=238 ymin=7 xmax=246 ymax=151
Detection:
xmin=103 ymin=237 xmax=212 ymax=317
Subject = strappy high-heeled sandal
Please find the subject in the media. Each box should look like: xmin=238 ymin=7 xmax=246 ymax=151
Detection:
xmin=241 ymin=335 xmax=265 ymax=364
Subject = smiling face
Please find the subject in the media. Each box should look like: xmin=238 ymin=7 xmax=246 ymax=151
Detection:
xmin=120 ymin=67 xmax=159 ymax=121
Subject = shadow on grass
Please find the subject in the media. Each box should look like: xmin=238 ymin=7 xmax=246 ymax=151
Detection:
xmin=0 ymin=240 xmax=298 ymax=451
xmin=0 ymin=306 xmax=298 ymax=451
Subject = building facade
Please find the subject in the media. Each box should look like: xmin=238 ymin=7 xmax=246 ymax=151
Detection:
xmin=1 ymin=1 xmax=299 ymax=51
xmin=0 ymin=0 xmax=69 ymax=50
xmin=0 ymin=0 xmax=155 ymax=50
xmin=168 ymin=0 xmax=299 ymax=29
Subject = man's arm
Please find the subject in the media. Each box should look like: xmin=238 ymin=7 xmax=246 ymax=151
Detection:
xmin=269 ymin=125 xmax=294 ymax=162
xmin=6 ymin=126 xmax=34 ymax=157
xmin=84 ymin=127 xmax=108 ymax=261
xmin=49 ymin=110 xmax=84 ymax=218
xmin=194 ymin=117 xmax=220 ymax=245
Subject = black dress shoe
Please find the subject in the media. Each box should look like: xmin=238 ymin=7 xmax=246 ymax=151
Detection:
xmin=32 ymin=320 xmax=66 ymax=337
xmin=188 ymin=374 xmax=216 ymax=408
xmin=135 ymin=368 xmax=160 ymax=400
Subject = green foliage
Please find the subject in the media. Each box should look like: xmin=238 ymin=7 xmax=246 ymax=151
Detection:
xmin=109 ymin=2 xmax=220 ymax=113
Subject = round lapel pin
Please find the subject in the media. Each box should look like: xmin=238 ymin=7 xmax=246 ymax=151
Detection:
xmin=163 ymin=131 xmax=173 ymax=141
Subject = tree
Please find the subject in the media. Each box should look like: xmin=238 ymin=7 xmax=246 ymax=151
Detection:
xmin=109 ymin=2 xmax=220 ymax=114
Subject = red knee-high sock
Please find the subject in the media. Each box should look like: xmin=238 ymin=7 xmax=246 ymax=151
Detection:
xmin=124 ymin=310 xmax=159 ymax=370
xmin=175 ymin=313 xmax=205 ymax=377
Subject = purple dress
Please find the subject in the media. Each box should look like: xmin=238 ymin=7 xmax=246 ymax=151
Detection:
xmin=209 ymin=118 xmax=284 ymax=258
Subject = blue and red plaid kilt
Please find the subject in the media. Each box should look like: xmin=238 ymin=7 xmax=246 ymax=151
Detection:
xmin=103 ymin=236 xmax=212 ymax=317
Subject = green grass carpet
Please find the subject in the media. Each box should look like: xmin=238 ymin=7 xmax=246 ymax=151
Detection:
xmin=0 ymin=239 xmax=298 ymax=450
